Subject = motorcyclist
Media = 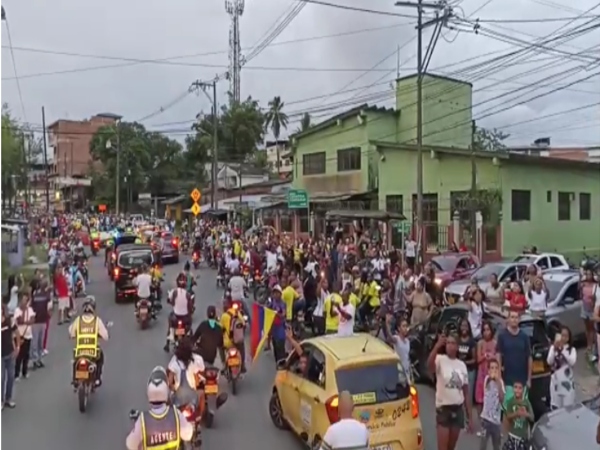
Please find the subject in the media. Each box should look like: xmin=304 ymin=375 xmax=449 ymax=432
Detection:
xmin=193 ymin=305 xmax=226 ymax=367
xmin=69 ymin=296 xmax=109 ymax=386
xmin=219 ymin=295 xmax=247 ymax=373
xmin=70 ymin=259 xmax=86 ymax=295
xmin=125 ymin=366 xmax=194 ymax=450
xmin=163 ymin=273 xmax=193 ymax=352
xmin=150 ymin=264 xmax=164 ymax=303
xmin=105 ymin=238 xmax=114 ymax=266
xmin=134 ymin=263 xmax=153 ymax=310
xmin=183 ymin=261 xmax=196 ymax=294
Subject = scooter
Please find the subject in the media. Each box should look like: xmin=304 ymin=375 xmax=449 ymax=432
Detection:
xmin=202 ymin=366 xmax=228 ymax=428
xmin=192 ymin=251 xmax=201 ymax=270
xmin=135 ymin=297 xmax=156 ymax=330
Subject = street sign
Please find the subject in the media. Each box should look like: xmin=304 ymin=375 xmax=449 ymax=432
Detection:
xmin=287 ymin=189 xmax=309 ymax=209
xmin=190 ymin=188 xmax=201 ymax=203
xmin=190 ymin=203 xmax=201 ymax=216
xmin=394 ymin=221 xmax=411 ymax=234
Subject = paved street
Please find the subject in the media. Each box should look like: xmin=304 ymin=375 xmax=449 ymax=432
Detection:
xmin=3 ymin=254 xmax=485 ymax=450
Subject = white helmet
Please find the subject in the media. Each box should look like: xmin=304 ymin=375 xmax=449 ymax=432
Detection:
xmin=146 ymin=366 xmax=169 ymax=404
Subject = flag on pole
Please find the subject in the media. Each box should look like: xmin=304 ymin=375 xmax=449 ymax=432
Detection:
xmin=250 ymin=303 xmax=276 ymax=362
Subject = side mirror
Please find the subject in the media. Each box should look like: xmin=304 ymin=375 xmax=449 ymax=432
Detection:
xmin=276 ymin=358 xmax=288 ymax=370
xmin=563 ymin=297 xmax=576 ymax=304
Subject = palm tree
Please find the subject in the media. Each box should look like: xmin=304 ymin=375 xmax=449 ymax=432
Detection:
xmin=264 ymin=96 xmax=288 ymax=175
xmin=300 ymin=112 xmax=311 ymax=132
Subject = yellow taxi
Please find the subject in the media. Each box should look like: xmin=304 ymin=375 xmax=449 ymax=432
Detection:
xmin=269 ymin=333 xmax=423 ymax=450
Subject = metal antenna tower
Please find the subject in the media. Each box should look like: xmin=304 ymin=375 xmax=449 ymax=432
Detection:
xmin=225 ymin=0 xmax=244 ymax=104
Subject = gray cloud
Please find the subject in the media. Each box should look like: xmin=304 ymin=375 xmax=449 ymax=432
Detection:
xmin=2 ymin=0 xmax=599 ymax=146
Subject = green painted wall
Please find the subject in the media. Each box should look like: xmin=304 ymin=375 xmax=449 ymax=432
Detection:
xmin=501 ymin=163 xmax=600 ymax=259
xmin=396 ymin=74 xmax=472 ymax=149
xmin=377 ymin=148 xmax=501 ymax=218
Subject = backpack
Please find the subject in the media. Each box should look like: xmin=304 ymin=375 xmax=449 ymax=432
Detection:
xmin=227 ymin=311 xmax=245 ymax=344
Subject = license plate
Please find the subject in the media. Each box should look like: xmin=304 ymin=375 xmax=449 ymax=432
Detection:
xmin=75 ymin=370 xmax=89 ymax=380
xmin=532 ymin=360 xmax=545 ymax=374
xmin=139 ymin=308 xmax=148 ymax=314
xmin=175 ymin=328 xmax=185 ymax=336
xmin=205 ymin=384 xmax=218 ymax=394
xmin=371 ymin=445 xmax=392 ymax=450
xmin=227 ymin=357 xmax=241 ymax=366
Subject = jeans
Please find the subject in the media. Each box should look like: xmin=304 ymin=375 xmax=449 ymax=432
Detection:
xmin=30 ymin=323 xmax=46 ymax=363
xmin=1 ymin=355 xmax=16 ymax=403
xmin=15 ymin=339 xmax=31 ymax=377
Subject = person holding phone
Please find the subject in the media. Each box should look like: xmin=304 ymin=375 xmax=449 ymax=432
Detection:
xmin=546 ymin=326 xmax=577 ymax=409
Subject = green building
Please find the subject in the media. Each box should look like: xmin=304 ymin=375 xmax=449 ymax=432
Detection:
xmin=289 ymin=73 xmax=600 ymax=259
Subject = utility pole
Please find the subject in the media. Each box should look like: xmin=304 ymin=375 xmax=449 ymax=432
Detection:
xmin=470 ymin=120 xmax=477 ymax=240
xmin=106 ymin=118 xmax=123 ymax=215
xmin=395 ymin=0 xmax=450 ymax=263
xmin=41 ymin=106 xmax=50 ymax=212
xmin=192 ymin=79 xmax=219 ymax=209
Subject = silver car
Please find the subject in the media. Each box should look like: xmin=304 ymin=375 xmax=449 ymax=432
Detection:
xmin=541 ymin=270 xmax=585 ymax=341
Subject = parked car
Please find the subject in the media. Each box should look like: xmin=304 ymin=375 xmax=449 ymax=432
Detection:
xmin=530 ymin=394 xmax=600 ymax=450
xmin=113 ymin=244 xmax=154 ymax=303
xmin=429 ymin=252 xmax=480 ymax=288
xmin=540 ymin=269 xmax=585 ymax=342
xmin=444 ymin=260 xmax=529 ymax=304
xmin=159 ymin=232 xmax=179 ymax=264
xmin=513 ymin=252 xmax=570 ymax=272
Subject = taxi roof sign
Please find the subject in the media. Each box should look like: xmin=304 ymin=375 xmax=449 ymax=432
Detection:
xmin=190 ymin=188 xmax=201 ymax=203
xmin=190 ymin=203 xmax=201 ymax=216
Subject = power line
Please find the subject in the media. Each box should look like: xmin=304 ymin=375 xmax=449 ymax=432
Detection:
xmin=476 ymin=14 xmax=600 ymax=23
xmin=2 ymin=16 xmax=27 ymax=122
xmin=299 ymin=0 xmax=418 ymax=18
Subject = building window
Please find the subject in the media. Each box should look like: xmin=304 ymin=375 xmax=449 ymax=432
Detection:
xmin=298 ymin=211 xmax=310 ymax=233
xmin=280 ymin=212 xmax=293 ymax=232
xmin=385 ymin=195 xmax=403 ymax=214
xmin=579 ymin=193 xmax=591 ymax=220
xmin=511 ymin=190 xmax=531 ymax=221
xmin=558 ymin=192 xmax=571 ymax=221
xmin=337 ymin=147 xmax=361 ymax=172
xmin=302 ymin=152 xmax=326 ymax=175
xmin=546 ymin=191 xmax=552 ymax=203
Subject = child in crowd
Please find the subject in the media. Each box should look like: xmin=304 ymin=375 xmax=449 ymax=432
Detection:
xmin=503 ymin=381 xmax=533 ymax=450
xmin=479 ymin=359 xmax=504 ymax=450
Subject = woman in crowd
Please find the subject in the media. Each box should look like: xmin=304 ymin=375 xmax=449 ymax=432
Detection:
xmin=457 ymin=319 xmax=477 ymax=413
xmin=1 ymin=303 xmax=19 ymax=409
xmin=428 ymin=332 xmax=473 ymax=450
xmin=408 ymin=277 xmax=433 ymax=325
xmin=485 ymin=273 xmax=504 ymax=306
xmin=13 ymin=292 xmax=34 ymax=380
xmin=546 ymin=325 xmax=577 ymax=409
xmin=467 ymin=287 xmax=484 ymax=340
xmin=581 ymin=267 xmax=599 ymax=363
xmin=475 ymin=321 xmax=497 ymax=433
xmin=527 ymin=276 xmax=549 ymax=318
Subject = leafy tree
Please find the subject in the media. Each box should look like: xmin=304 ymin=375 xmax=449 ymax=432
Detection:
xmin=89 ymin=121 xmax=184 ymax=206
xmin=474 ymin=126 xmax=509 ymax=152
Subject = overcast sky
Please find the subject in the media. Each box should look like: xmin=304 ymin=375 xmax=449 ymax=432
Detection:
xmin=1 ymin=0 xmax=599 ymax=148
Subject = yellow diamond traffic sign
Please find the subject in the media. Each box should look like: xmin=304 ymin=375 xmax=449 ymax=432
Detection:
xmin=190 ymin=202 xmax=201 ymax=216
xmin=190 ymin=188 xmax=201 ymax=203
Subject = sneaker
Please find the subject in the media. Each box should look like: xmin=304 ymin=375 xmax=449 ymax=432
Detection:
xmin=4 ymin=401 xmax=16 ymax=408
xmin=14 ymin=376 xmax=20 ymax=383
xmin=43 ymin=349 xmax=49 ymax=356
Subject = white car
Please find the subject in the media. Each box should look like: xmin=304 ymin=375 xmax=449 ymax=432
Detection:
xmin=512 ymin=252 xmax=570 ymax=272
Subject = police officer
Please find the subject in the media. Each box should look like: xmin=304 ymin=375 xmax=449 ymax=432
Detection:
xmin=68 ymin=296 xmax=109 ymax=386
xmin=126 ymin=366 xmax=194 ymax=450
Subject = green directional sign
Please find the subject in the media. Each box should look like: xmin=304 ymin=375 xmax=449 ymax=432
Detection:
xmin=287 ymin=189 xmax=309 ymax=209
xmin=393 ymin=221 xmax=412 ymax=234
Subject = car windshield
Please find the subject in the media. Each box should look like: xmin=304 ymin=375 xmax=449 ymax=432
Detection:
xmin=513 ymin=255 xmax=536 ymax=264
xmin=118 ymin=251 xmax=153 ymax=268
xmin=334 ymin=362 xmax=409 ymax=405
xmin=471 ymin=264 xmax=506 ymax=282
xmin=431 ymin=257 xmax=458 ymax=273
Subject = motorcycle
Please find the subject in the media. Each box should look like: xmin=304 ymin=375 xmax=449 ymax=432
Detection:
xmin=91 ymin=239 xmax=100 ymax=256
xmin=192 ymin=251 xmax=200 ymax=270
xmin=173 ymin=319 xmax=188 ymax=349
xmin=253 ymin=276 xmax=269 ymax=305
xmin=202 ymin=366 xmax=227 ymax=428
xmin=75 ymin=278 xmax=84 ymax=297
xmin=73 ymin=355 xmax=98 ymax=413
xmin=225 ymin=347 xmax=243 ymax=396
xmin=135 ymin=297 xmax=155 ymax=329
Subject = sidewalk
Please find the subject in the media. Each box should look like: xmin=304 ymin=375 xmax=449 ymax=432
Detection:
xmin=574 ymin=348 xmax=599 ymax=401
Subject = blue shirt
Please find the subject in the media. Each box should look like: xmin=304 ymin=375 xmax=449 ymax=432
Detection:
xmin=496 ymin=328 xmax=531 ymax=386
xmin=269 ymin=299 xmax=286 ymax=341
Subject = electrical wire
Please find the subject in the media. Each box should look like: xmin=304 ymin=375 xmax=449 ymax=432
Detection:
xmin=298 ymin=0 xmax=418 ymax=18
xmin=2 ymin=18 xmax=27 ymax=122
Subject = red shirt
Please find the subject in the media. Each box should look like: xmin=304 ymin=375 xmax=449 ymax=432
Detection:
xmin=505 ymin=291 xmax=527 ymax=311
xmin=54 ymin=272 xmax=69 ymax=298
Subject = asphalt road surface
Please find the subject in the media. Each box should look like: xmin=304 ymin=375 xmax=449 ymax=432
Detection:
xmin=2 ymin=254 xmax=483 ymax=450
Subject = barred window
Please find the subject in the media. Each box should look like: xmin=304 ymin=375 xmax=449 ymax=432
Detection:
xmin=302 ymin=152 xmax=326 ymax=175
xmin=337 ymin=147 xmax=361 ymax=172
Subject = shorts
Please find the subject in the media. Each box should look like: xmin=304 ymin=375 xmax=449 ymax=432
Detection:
xmin=581 ymin=306 xmax=594 ymax=320
xmin=435 ymin=404 xmax=465 ymax=429
xmin=57 ymin=297 xmax=70 ymax=311
xmin=502 ymin=434 xmax=528 ymax=450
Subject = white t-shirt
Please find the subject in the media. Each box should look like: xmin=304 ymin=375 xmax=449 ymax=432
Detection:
xmin=529 ymin=290 xmax=547 ymax=312
xmin=8 ymin=285 xmax=19 ymax=314
xmin=13 ymin=306 xmax=35 ymax=339
xmin=337 ymin=303 xmax=355 ymax=337
xmin=229 ymin=275 xmax=246 ymax=301
xmin=435 ymin=354 xmax=468 ymax=407
xmin=172 ymin=288 xmax=190 ymax=316
xmin=320 ymin=418 xmax=369 ymax=450
xmin=405 ymin=240 xmax=417 ymax=258
xmin=468 ymin=301 xmax=483 ymax=338
xmin=135 ymin=273 xmax=153 ymax=299
xmin=266 ymin=252 xmax=278 ymax=271
xmin=227 ymin=259 xmax=240 ymax=273
xmin=167 ymin=354 xmax=206 ymax=391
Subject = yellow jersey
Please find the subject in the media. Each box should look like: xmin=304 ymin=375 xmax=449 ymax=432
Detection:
xmin=282 ymin=286 xmax=299 ymax=321
xmin=324 ymin=293 xmax=343 ymax=332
